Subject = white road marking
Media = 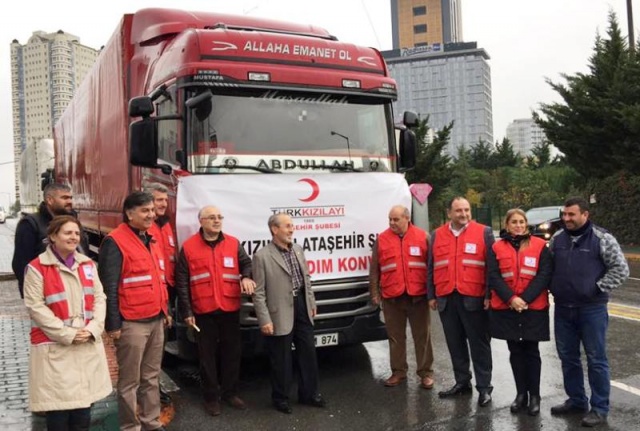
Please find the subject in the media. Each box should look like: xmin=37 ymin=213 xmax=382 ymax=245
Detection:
xmin=611 ymin=380 xmax=640 ymax=397
xmin=627 ymin=276 xmax=640 ymax=281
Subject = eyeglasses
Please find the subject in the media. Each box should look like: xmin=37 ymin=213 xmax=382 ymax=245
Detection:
xmin=201 ymin=215 xmax=224 ymax=221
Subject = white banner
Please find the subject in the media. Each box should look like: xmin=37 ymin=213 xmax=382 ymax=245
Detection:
xmin=176 ymin=173 xmax=411 ymax=281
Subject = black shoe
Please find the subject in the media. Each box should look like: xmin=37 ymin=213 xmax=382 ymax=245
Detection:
xmin=478 ymin=391 xmax=492 ymax=407
xmin=159 ymin=388 xmax=172 ymax=406
xmin=152 ymin=428 xmax=167 ymax=431
xmin=273 ymin=400 xmax=292 ymax=414
xmin=299 ymin=394 xmax=326 ymax=408
xmin=551 ymin=400 xmax=588 ymax=415
xmin=438 ymin=382 xmax=473 ymax=398
xmin=581 ymin=410 xmax=607 ymax=427
xmin=528 ymin=395 xmax=541 ymax=416
xmin=510 ymin=393 xmax=529 ymax=413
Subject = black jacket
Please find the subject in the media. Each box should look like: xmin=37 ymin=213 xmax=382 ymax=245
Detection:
xmin=11 ymin=201 xmax=89 ymax=298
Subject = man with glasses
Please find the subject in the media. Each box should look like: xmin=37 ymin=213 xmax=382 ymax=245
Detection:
xmin=175 ymin=206 xmax=255 ymax=416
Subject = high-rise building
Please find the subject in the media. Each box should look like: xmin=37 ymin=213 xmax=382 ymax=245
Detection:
xmin=10 ymin=30 xmax=98 ymax=206
xmin=390 ymin=0 xmax=463 ymax=49
xmin=506 ymin=118 xmax=547 ymax=156
xmin=383 ymin=43 xmax=493 ymax=156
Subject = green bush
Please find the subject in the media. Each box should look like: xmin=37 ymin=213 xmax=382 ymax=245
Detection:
xmin=590 ymin=172 xmax=640 ymax=244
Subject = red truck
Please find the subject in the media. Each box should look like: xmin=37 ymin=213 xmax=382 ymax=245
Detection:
xmin=52 ymin=8 xmax=417 ymax=359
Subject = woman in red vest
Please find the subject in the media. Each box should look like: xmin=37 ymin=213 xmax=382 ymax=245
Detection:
xmin=488 ymin=209 xmax=552 ymax=417
xmin=23 ymin=216 xmax=112 ymax=431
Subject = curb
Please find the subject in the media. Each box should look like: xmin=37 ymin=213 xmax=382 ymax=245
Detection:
xmin=625 ymin=254 xmax=640 ymax=263
xmin=0 ymin=273 xmax=16 ymax=281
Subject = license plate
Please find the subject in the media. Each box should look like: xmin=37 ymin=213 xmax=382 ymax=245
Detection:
xmin=315 ymin=333 xmax=338 ymax=347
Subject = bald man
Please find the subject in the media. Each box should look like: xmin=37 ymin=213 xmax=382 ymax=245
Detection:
xmin=175 ymin=206 xmax=255 ymax=416
xmin=369 ymin=205 xmax=434 ymax=389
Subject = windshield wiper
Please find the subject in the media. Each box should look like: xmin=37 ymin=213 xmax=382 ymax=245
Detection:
xmin=198 ymin=164 xmax=282 ymax=174
xmin=308 ymin=164 xmax=363 ymax=172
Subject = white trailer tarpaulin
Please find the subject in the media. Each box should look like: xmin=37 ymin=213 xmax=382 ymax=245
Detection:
xmin=176 ymin=173 xmax=411 ymax=281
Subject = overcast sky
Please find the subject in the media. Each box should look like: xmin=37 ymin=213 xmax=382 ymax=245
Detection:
xmin=0 ymin=0 xmax=637 ymax=206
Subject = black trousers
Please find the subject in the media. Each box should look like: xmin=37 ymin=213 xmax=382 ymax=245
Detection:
xmin=195 ymin=310 xmax=241 ymax=402
xmin=45 ymin=407 xmax=91 ymax=431
xmin=507 ymin=340 xmax=542 ymax=396
xmin=265 ymin=293 xmax=319 ymax=403
xmin=439 ymin=291 xmax=493 ymax=391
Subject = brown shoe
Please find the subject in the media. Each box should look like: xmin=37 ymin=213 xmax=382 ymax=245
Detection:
xmin=384 ymin=374 xmax=407 ymax=387
xmin=204 ymin=400 xmax=221 ymax=416
xmin=420 ymin=376 xmax=434 ymax=389
xmin=223 ymin=395 xmax=247 ymax=410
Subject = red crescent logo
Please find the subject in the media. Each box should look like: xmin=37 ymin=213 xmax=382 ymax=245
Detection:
xmin=298 ymin=178 xmax=320 ymax=202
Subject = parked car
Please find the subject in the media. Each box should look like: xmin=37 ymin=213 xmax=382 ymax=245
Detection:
xmin=0 ymin=207 xmax=6 ymax=223
xmin=525 ymin=206 xmax=563 ymax=240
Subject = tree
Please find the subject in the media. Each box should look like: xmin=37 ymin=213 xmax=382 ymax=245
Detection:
xmin=526 ymin=141 xmax=552 ymax=169
xmin=10 ymin=199 xmax=20 ymax=216
xmin=468 ymin=139 xmax=495 ymax=170
xmin=492 ymin=137 xmax=520 ymax=168
xmin=535 ymin=12 xmax=640 ymax=178
xmin=405 ymin=116 xmax=454 ymax=220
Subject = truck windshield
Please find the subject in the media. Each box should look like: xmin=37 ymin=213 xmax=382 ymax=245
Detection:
xmin=186 ymin=88 xmax=394 ymax=173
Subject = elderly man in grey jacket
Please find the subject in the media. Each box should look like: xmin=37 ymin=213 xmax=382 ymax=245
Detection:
xmin=252 ymin=213 xmax=326 ymax=414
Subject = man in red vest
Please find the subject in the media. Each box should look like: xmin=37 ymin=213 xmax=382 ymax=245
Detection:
xmin=145 ymin=183 xmax=177 ymax=405
xmin=175 ymin=205 xmax=255 ymax=417
xmin=427 ymin=197 xmax=495 ymax=407
xmin=146 ymin=183 xmax=176 ymax=295
xmin=369 ymin=205 xmax=434 ymax=389
xmin=99 ymin=191 xmax=170 ymax=431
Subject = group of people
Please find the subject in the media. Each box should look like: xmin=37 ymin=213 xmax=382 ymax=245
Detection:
xmin=13 ymin=183 xmax=327 ymax=430
xmin=369 ymin=197 xmax=629 ymax=428
xmin=13 ymin=183 xmax=629 ymax=430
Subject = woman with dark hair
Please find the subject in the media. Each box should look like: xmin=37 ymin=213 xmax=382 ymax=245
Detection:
xmin=489 ymin=209 xmax=552 ymax=416
xmin=24 ymin=215 xmax=112 ymax=431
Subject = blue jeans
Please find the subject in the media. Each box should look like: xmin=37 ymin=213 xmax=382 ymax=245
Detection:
xmin=554 ymin=304 xmax=609 ymax=415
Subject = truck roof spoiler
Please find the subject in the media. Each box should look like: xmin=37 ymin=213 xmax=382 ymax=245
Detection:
xmin=206 ymin=22 xmax=338 ymax=42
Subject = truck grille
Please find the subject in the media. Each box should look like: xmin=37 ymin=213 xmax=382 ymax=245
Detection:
xmin=240 ymin=277 xmax=375 ymax=326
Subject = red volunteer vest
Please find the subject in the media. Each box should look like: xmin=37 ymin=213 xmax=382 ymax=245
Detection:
xmin=432 ymin=221 xmax=488 ymax=297
xmin=377 ymin=225 xmax=428 ymax=298
xmin=28 ymin=257 xmax=95 ymax=345
xmin=491 ymin=236 xmax=549 ymax=310
xmin=182 ymin=232 xmax=242 ymax=314
xmin=108 ymin=223 xmax=168 ymax=320
xmin=148 ymin=221 xmax=176 ymax=287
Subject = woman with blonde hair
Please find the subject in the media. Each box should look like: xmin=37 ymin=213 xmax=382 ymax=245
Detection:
xmin=24 ymin=215 xmax=112 ymax=430
xmin=488 ymin=208 xmax=552 ymax=416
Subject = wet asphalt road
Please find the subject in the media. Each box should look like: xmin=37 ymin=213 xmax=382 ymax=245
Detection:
xmin=165 ymin=261 xmax=640 ymax=431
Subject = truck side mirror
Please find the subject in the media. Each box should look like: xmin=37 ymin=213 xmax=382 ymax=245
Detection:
xmin=129 ymin=96 xmax=154 ymax=118
xmin=129 ymin=118 xmax=158 ymax=168
xmin=40 ymin=168 xmax=54 ymax=191
xmin=398 ymin=128 xmax=416 ymax=172
xmin=402 ymin=111 xmax=419 ymax=128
